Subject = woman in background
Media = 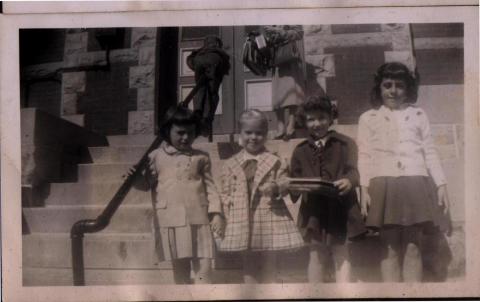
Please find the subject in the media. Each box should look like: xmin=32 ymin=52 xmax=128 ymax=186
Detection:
xmin=263 ymin=25 xmax=306 ymax=140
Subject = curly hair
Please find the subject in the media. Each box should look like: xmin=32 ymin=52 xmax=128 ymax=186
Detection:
xmin=370 ymin=62 xmax=419 ymax=108
xmin=296 ymin=95 xmax=338 ymax=127
xmin=160 ymin=106 xmax=201 ymax=144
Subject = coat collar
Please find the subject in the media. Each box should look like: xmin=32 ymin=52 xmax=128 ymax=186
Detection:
xmin=162 ymin=143 xmax=193 ymax=156
xmin=232 ymin=149 xmax=281 ymax=201
xmin=306 ymin=130 xmax=348 ymax=149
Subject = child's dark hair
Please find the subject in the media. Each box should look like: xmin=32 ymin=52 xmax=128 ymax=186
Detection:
xmin=296 ymin=95 xmax=338 ymax=127
xmin=370 ymin=62 xmax=419 ymax=108
xmin=160 ymin=106 xmax=201 ymax=143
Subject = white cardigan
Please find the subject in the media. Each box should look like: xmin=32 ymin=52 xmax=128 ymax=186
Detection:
xmin=357 ymin=105 xmax=447 ymax=187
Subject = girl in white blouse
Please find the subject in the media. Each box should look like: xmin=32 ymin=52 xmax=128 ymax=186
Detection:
xmin=357 ymin=62 xmax=451 ymax=282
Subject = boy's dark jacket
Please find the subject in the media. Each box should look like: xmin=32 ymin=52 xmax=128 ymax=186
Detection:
xmin=290 ymin=131 xmax=367 ymax=240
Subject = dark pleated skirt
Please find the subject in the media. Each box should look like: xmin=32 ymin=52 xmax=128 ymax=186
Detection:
xmin=367 ymin=176 xmax=449 ymax=231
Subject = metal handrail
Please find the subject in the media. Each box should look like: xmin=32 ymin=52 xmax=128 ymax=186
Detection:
xmin=70 ymin=78 xmax=204 ymax=285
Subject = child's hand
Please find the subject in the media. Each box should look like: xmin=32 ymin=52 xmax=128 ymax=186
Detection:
xmin=260 ymin=181 xmax=280 ymax=198
xmin=437 ymin=185 xmax=451 ymax=214
xmin=333 ymin=178 xmax=352 ymax=196
xmin=360 ymin=186 xmax=371 ymax=218
xmin=210 ymin=214 xmax=224 ymax=237
xmin=123 ymin=166 xmax=137 ymax=178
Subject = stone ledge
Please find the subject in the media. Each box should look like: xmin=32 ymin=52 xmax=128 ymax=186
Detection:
xmin=305 ymin=32 xmax=393 ymax=55
xmin=61 ymin=114 xmax=84 ymax=127
xmin=414 ymin=37 xmax=464 ymax=50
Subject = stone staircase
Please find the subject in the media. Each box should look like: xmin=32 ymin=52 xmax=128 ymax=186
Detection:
xmin=22 ymin=134 xmax=307 ymax=286
xmin=22 ymin=130 xmax=465 ymax=286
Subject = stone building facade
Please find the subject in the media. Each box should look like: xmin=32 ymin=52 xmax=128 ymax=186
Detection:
xmin=20 ymin=24 xmax=464 ymax=218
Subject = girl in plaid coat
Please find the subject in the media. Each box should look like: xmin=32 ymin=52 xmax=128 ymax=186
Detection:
xmin=218 ymin=109 xmax=304 ymax=283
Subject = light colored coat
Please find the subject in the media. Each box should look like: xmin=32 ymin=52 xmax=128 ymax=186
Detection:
xmin=148 ymin=144 xmax=222 ymax=227
xmin=219 ymin=150 xmax=303 ymax=252
xmin=264 ymin=25 xmax=306 ymax=109
xmin=357 ymin=105 xmax=447 ymax=187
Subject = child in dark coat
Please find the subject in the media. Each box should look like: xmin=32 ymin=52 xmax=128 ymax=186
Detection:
xmin=290 ymin=96 xmax=366 ymax=282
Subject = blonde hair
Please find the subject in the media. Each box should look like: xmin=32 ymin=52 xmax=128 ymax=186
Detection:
xmin=238 ymin=109 xmax=269 ymax=133
xmin=238 ymin=109 xmax=269 ymax=147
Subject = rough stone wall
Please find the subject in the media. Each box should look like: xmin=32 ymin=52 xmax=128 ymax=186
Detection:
xmin=22 ymin=28 xmax=158 ymax=136
xmin=62 ymin=28 xmax=158 ymax=135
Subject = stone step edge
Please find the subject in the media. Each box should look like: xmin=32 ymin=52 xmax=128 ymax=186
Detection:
xmin=26 ymin=204 xmax=153 ymax=210
xmin=24 ymin=232 xmax=153 ymax=238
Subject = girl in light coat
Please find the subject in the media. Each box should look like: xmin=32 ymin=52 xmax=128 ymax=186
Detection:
xmin=218 ymin=109 xmax=304 ymax=283
xmin=358 ymin=62 xmax=451 ymax=282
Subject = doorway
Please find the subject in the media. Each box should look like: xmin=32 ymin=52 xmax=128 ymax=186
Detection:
xmin=175 ymin=26 xmax=276 ymax=136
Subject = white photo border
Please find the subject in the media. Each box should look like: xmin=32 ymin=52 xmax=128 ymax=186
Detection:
xmin=1 ymin=5 xmax=479 ymax=301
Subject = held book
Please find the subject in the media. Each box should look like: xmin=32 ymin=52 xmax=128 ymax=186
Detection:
xmin=287 ymin=177 xmax=339 ymax=198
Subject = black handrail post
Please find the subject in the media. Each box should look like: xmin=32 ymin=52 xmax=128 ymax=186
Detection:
xmin=69 ymin=77 xmax=206 ymax=286
xmin=71 ymin=231 xmax=85 ymax=285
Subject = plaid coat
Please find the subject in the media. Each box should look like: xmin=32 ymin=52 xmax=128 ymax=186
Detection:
xmin=218 ymin=150 xmax=304 ymax=252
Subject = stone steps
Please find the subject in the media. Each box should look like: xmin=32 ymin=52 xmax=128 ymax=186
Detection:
xmin=23 ymin=267 xmax=252 ymax=286
xmin=24 ymin=233 xmax=159 ymax=269
xmin=23 ymin=205 xmax=153 ymax=233
xmin=45 ymin=182 xmax=150 ymax=206
xmin=22 ymin=130 xmax=466 ymax=286
xmin=77 ymin=163 xmax=133 ymax=183
xmin=106 ymin=134 xmax=230 ymax=147
xmin=88 ymin=142 xmax=225 ymax=164
xmin=23 ymin=267 xmax=176 ymax=286
xmin=23 ymin=232 xmax=243 ymax=270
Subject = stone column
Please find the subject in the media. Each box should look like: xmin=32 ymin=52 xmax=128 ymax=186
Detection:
xmin=61 ymin=30 xmax=89 ymax=126
xmin=128 ymin=28 xmax=158 ymax=134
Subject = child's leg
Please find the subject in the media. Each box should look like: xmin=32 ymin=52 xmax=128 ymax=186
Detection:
xmin=192 ymin=258 xmax=212 ymax=284
xmin=331 ymin=244 xmax=351 ymax=283
xmin=307 ymin=244 xmax=328 ymax=283
xmin=379 ymin=227 xmax=402 ymax=282
xmin=243 ymin=252 xmax=260 ymax=284
xmin=401 ymin=225 xmax=423 ymax=282
xmin=171 ymin=258 xmax=192 ymax=284
xmin=258 ymin=251 xmax=277 ymax=284
xmin=242 ymin=251 xmax=277 ymax=284
xmin=285 ymin=106 xmax=297 ymax=136
xmin=275 ymin=108 xmax=286 ymax=136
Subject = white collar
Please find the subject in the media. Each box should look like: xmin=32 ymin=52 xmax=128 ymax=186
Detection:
xmin=163 ymin=143 xmax=193 ymax=156
xmin=242 ymin=149 xmax=265 ymax=162
xmin=315 ymin=135 xmax=329 ymax=148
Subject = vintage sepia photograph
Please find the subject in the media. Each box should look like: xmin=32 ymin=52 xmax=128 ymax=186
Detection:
xmin=19 ymin=22 xmax=466 ymax=285
xmin=1 ymin=3 xmax=479 ymax=301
